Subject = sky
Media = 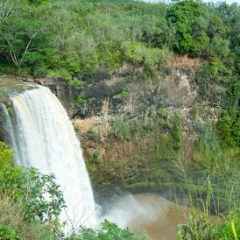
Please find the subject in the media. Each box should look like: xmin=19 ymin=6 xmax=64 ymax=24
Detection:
xmin=145 ymin=0 xmax=240 ymax=4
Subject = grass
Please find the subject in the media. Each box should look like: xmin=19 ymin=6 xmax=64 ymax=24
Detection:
xmin=0 ymin=193 xmax=54 ymax=240
xmin=177 ymin=158 xmax=240 ymax=240
xmin=83 ymin=113 xmax=240 ymax=238
xmin=177 ymin=191 xmax=240 ymax=239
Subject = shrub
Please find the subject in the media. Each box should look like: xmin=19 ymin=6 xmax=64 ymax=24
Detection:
xmin=66 ymin=220 xmax=147 ymax=240
xmin=120 ymin=88 xmax=128 ymax=101
xmin=76 ymin=96 xmax=86 ymax=104
xmin=112 ymin=119 xmax=131 ymax=141
xmin=0 ymin=142 xmax=65 ymax=234
xmin=170 ymin=115 xmax=182 ymax=150
xmin=0 ymin=225 xmax=16 ymax=240
xmin=0 ymin=195 xmax=54 ymax=240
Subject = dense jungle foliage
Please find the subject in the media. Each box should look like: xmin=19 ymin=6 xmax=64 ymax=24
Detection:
xmin=0 ymin=0 xmax=240 ymax=146
xmin=0 ymin=141 xmax=143 ymax=239
xmin=0 ymin=0 xmax=239 ymax=78
xmin=1 ymin=0 xmax=240 ymax=239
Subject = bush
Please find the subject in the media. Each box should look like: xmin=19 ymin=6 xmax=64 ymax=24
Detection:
xmin=0 ymin=225 xmax=16 ymax=240
xmin=178 ymin=181 xmax=240 ymax=240
xmin=0 ymin=195 xmax=54 ymax=240
xmin=216 ymin=111 xmax=240 ymax=148
xmin=112 ymin=119 xmax=131 ymax=141
xmin=120 ymin=88 xmax=128 ymax=101
xmin=66 ymin=220 xmax=147 ymax=240
xmin=170 ymin=116 xmax=182 ymax=150
xmin=0 ymin=142 xmax=65 ymax=235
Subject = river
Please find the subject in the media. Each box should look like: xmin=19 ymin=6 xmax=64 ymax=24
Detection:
xmin=100 ymin=193 xmax=191 ymax=240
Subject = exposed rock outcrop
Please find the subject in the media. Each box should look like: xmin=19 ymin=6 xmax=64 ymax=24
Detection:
xmin=0 ymin=57 xmax=226 ymax=207
xmin=40 ymin=58 xmax=224 ymax=205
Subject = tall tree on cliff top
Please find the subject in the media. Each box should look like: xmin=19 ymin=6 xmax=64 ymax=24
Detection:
xmin=167 ymin=0 xmax=210 ymax=56
xmin=0 ymin=0 xmax=47 ymax=69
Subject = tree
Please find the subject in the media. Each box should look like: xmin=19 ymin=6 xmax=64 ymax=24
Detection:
xmin=207 ymin=15 xmax=225 ymax=39
xmin=0 ymin=142 xmax=66 ymax=230
xmin=166 ymin=0 xmax=209 ymax=55
xmin=140 ymin=14 xmax=170 ymax=49
xmin=216 ymin=114 xmax=237 ymax=147
xmin=0 ymin=0 xmax=48 ymax=69
xmin=0 ymin=17 xmax=47 ymax=69
xmin=0 ymin=0 xmax=21 ymax=20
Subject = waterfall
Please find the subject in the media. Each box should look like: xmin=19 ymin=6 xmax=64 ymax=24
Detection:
xmin=6 ymin=86 xmax=96 ymax=230
xmin=0 ymin=103 xmax=16 ymax=149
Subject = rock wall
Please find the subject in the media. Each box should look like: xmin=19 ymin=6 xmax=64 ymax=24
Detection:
xmin=0 ymin=57 xmax=225 ymax=206
xmin=42 ymin=57 xmax=224 ymax=205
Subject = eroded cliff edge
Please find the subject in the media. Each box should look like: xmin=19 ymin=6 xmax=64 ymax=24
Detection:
xmin=0 ymin=56 xmax=231 ymax=208
xmin=41 ymin=56 xmax=227 ymax=206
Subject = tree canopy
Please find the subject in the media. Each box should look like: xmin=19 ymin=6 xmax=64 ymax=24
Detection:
xmin=0 ymin=0 xmax=239 ymax=79
xmin=0 ymin=0 xmax=240 ymax=145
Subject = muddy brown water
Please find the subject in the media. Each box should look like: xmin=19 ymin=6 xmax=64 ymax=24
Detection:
xmin=101 ymin=193 xmax=196 ymax=240
xmin=126 ymin=194 xmax=189 ymax=240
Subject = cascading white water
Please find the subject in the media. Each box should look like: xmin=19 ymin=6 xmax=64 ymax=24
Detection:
xmin=0 ymin=103 xmax=16 ymax=148
xmin=9 ymin=86 xmax=96 ymax=230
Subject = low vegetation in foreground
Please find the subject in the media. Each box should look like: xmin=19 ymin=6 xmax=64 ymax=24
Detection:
xmin=1 ymin=0 xmax=240 ymax=239
xmin=0 ymin=141 xmax=146 ymax=240
xmin=178 ymin=185 xmax=240 ymax=240
xmin=1 ymin=141 xmax=240 ymax=239
xmin=176 ymin=156 xmax=240 ymax=240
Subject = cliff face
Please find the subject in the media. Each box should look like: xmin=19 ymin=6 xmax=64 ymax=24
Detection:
xmin=42 ymin=56 xmax=224 ymax=205
xmin=48 ymin=57 xmax=221 ymax=135
xmin=0 ymin=56 xmax=225 ymax=206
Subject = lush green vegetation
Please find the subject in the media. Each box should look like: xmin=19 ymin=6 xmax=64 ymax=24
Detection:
xmin=1 ymin=0 xmax=240 ymax=142
xmin=1 ymin=0 xmax=240 ymax=238
xmin=85 ymin=109 xmax=240 ymax=239
xmin=176 ymin=159 xmax=240 ymax=240
xmin=0 ymin=141 xmax=143 ymax=239
xmin=0 ymin=141 xmax=63 ymax=239
xmin=0 ymin=0 xmax=239 ymax=80
xmin=67 ymin=220 xmax=146 ymax=240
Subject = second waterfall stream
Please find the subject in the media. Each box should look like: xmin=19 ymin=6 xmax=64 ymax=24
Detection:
xmin=9 ymin=86 xmax=97 ymax=230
